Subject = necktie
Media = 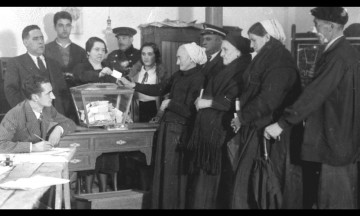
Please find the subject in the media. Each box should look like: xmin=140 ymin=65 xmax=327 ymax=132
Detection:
xmin=38 ymin=113 xmax=44 ymax=139
xmin=141 ymin=72 xmax=149 ymax=84
xmin=37 ymin=57 xmax=47 ymax=73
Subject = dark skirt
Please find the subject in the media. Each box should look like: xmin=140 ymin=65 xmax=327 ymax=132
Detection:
xmin=139 ymin=100 xmax=157 ymax=122
xmin=186 ymin=144 xmax=233 ymax=209
xmin=231 ymin=125 xmax=303 ymax=209
xmin=151 ymin=121 xmax=188 ymax=209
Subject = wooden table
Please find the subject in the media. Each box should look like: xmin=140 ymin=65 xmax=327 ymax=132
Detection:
xmin=59 ymin=123 xmax=158 ymax=172
xmin=0 ymin=147 xmax=76 ymax=209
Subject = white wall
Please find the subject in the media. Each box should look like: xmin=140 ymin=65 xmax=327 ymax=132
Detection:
xmin=223 ymin=7 xmax=294 ymax=49
xmin=0 ymin=7 xmax=206 ymax=57
xmin=292 ymin=7 xmax=360 ymax=34
xmin=2 ymin=7 xmax=360 ymax=58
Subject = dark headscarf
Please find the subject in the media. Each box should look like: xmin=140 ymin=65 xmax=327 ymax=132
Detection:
xmin=224 ymin=31 xmax=252 ymax=55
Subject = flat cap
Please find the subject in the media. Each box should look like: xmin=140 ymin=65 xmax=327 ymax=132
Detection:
xmin=311 ymin=7 xmax=348 ymax=25
xmin=201 ymin=23 xmax=228 ymax=37
xmin=113 ymin=27 xmax=137 ymax=37
xmin=224 ymin=31 xmax=252 ymax=55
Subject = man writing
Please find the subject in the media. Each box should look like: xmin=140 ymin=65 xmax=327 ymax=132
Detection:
xmin=0 ymin=74 xmax=76 ymax=153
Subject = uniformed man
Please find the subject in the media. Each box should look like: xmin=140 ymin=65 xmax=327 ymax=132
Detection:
xmin=105 ymin=27 xmax=141 ymax=76
xmin=200 ymin=23 xmax=227 ymax=80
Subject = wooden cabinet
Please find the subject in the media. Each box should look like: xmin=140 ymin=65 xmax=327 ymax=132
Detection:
xmin=59 ymin=123 xmax=158 ymax=172
xmin=140 ymin=26 xmax=202 ymax=76
xmin=140 ymin=25 xmax=243 ymax=76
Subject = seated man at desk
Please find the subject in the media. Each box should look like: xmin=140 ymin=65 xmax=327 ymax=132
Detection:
xmin=0 ymin=74 xmax=76 ymax=153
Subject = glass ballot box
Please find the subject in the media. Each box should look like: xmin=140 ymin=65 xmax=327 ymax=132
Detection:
xmin=70 ymin=83 xmax=134 ymax=129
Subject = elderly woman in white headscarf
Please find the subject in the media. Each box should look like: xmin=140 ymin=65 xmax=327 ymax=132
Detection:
xmin=118 ymin=42 xmax=206 ymax=209
xmin=230 ymin=19 xmax=303 ymax=209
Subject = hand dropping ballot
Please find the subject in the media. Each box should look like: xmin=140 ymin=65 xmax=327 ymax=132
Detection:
xmin=111 ymin=69 xmax=123 ymax=79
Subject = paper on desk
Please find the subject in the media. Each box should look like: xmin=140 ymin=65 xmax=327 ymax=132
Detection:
xmin=0 ymin=166 xmax=13 ymax=176
xmin=10 ymin=148 xmax=71 ymax=164
xmin=0 ymin=175 xmax=69 ymax=190
xmin=111 ymin=69 xmax=123 ymax=79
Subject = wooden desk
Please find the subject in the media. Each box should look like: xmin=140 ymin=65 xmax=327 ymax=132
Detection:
xmin=0 ymin=147 xmax=76 ymax=209
xmin=59 ymin=123 xmax=158 ymax=172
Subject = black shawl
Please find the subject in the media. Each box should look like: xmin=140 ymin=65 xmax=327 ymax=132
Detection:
xmin=240 ymin=37 xmax=301 ymax=128
xmin=186 ymin=54 xmax=252 ymax=175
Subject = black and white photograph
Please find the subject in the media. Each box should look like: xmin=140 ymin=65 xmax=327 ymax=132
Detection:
xmin=0 ymin=6 xmax=359 ymax=210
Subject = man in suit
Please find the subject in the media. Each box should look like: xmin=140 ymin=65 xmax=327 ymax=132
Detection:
xmin=4 ymin=25 xmax=72 ymax=118
xmin=0 ymin=74 xmax=76 ymax=153
xmin=105 ymin=27 xmax=141 ymax=76
xmin=45 ymin=10 xmax=87 ymax=88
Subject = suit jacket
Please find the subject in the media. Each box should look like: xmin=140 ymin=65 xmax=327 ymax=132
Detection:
xmin=0 ymin=100 xmax=76 ymax=153
xmin=4 ymin=53 xmax=72 ymax=116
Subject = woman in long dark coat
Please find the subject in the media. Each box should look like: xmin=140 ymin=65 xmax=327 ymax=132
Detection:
xmin=230 ymin=19 xmax=302 ymax=209
xmin=119 ymin=42 xmax=207 ymax=209
xmin=185 ymin=32 xmax=252 ymax=209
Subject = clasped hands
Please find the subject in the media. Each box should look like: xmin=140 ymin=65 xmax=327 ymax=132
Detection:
xmin=32 ymin=126 xmax=63 ymax=152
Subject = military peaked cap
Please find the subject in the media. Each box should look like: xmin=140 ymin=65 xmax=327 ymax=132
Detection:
xmin=113 ymin=27 xmax=137 ymax=37
xmin=201 ymin=23 xmax=228 ymax=37
xmin=311 ymin=7 xmax=348 ymax=25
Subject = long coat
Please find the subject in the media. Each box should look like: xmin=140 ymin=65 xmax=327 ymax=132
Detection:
xmin=135 ymin=66 xmax=204 ymax=209
xmin=232 ymin=37 xmax=302 ymax=209
xmin=0 ymin=100 xmax=76 ymax=153
xmin=201 ymin=51 xmax=224 ymax=87
xmin=4 ymin=53 xmax=72 ymax=117
xmin=278 ymin=36 xmax=360 ymax=166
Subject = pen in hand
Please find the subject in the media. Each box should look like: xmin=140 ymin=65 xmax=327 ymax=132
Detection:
xmin=33 ymin=134 xmax=53 ymax=147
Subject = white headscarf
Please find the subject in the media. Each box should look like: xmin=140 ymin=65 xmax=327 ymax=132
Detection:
xmin=183 ymin=42 xmax=207 ymax=65
xmin=260 ymin=19 xmax=286 ymax=44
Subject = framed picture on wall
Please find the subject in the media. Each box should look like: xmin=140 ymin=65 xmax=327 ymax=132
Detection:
xmin=62 ymin=7 xmax=83 ymax=34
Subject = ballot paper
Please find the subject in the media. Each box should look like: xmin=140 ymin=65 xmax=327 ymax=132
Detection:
xmin=0 ymin=175 xmax=69 ymax=190
xmin=111 ymin=69 xmax=123 ymax=79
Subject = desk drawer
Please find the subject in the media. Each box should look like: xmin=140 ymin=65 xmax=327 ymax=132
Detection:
xmin=69 ymin=153 xmax=93 ymax=171
xmin=59 ymin=137 xmax=91 ymax=152
xmin=94 ymin=133 xmax=152 ymax=150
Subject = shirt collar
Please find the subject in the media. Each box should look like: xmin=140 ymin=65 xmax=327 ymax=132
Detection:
xmin=56 ymin=39 xmax=72 ymax=48
xmin=141 ymin=65 xmax=156 ymax=73
xmin=324 ymin=35 xmax=344 ymax=52
xmin=27 ymin=52 xmax=45 ymax=62
xmin=211 ymin=50 xmax=220 ymax=59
